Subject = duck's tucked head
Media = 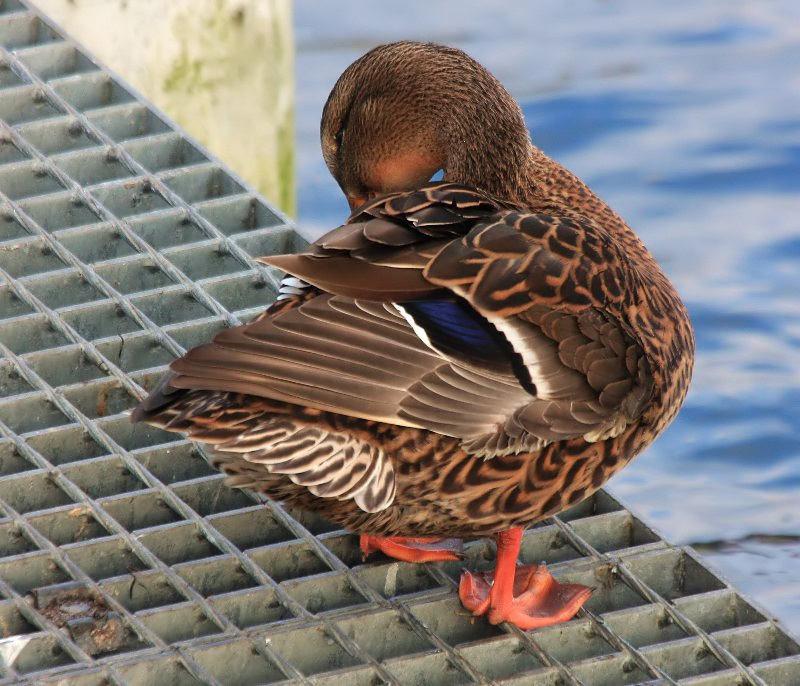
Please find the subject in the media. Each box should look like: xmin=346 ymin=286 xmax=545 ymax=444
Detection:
xmin=321 ymin=41 xmax=532 ymax=209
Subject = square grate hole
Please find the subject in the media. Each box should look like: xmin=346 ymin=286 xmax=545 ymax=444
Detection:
xmin=18 ymin=191 xmax=101 ymax=231
xmin=137 ymin=522 xmax=223 ymax=566
xmin=0 ymin=159 xmax=64 ymax=199
xmin=129 ymin=289 xmax=214 ymax=327
xmin=569 ymin=509 xmax=662 ymax=553
xmin=207 ymin=506 xmax=295 ymax=552
xmin=202 ymin=273 xmax=275 ymax=315
xmin=65 ymin=536 xmax=148 ymax=581
xmin=674 ymin=589 xmax=766 ymax=634
xmin=196 ymin=195 xmax=284 ymax=236
xmin=516 ymin=523 xmax=587 ymax=566
xmin=23 ymin=269 xmax=105 ymax=309
xmin=24 ymin=345 xmax=106 ymax=388
xmin=284 ymin=571 xmax=370 ymax=614
xmin=284 ymin=507 xmax=343 ymax=536
xmin=0 ymin=60 xmax=26 ymax=90
xmin=0 ymin=358 xmax=35 ymax=396
xmin=10 ymin=632 xmax=75 ymax=675
xmin=101 ymin=569 xmax=187 ymax=614
xmin=0 ymin=551 xmax=71 ymax=593
xmin=335 ymin=609 xmax=433 ymax=662
xmin=408 ymin=596 xmax=503 ymax=647
xmin=137 ymin=601 xmax=222 ymax=644
xmin=28 ymin=504 xmax=110 ymax=546
xmin=316 ymin=533 xmax=363 ymax=568
xmin=232 ymin=226 xmax=305 ymax=262
xmin=94 ymin=332 xmax=174 ymax=375
xmin=0 ymin=209 xmax=32 ymax=241
xmin=127 ymin=209 xmax=209 ymax=250
xmin=93 ymin=255 xmax=174 ymax=295
xmin=0 ymin=519 xmax=39 ymax=557
xmin=385 ymin=649 xmax=472 ymax=686
xmin=623 ymin=548 xmax=727 ymax=601
xmin=88 ymin=103 xmax=170 ymax=142
xmin=250 ymin=540 xmax=332 ymax=583
xmin=60 ymin=300 xmax=141 ymax=341
xmin=354 ymin=558 xmax=444 ymax=599
xmin=159 ymin=165 xmax=246 ymax=204
xmin=0 ymin=12 xmax=59 ymax=49
xmin=90 ymin=178 xmax=171 ymax=219
xmin=641 ymin=636 xmax=727 ymax=681
xmin=189 ymin=637 xmax=288 ymax=685
xmin=123 ymin=132 xmax=209 ymax=173
xmin=7 ymin=382 xmax=91 ymax=434
xmin=17 ymin=42 xmax=97 ymax=81
xmin=0 ymin=84 xmax=62 ymax=125
xmin=0 ymin=314 xmax=70 ymax=354
xmin=567 ymin=563 xmax=650 ymax=615
xmin=100 ymin=490 xmax=183 ymax=532
xmin=0 ymin=284 xmax=34 ymax=319
xmin=0 ymin=440 xmax=37 ymax=476
xmin=717 ymin=623 xmax=800 ymax=666
xmin=165 ymin=317 xmax=227 ymax=353
xmin=115 ymin=654 xmax=206 ymax=686
xmin=602 ymin=603 xmax=689 ymax=648
xmin=98 ymin=414 xmax=182 ymax=451
xmin=459 ymin=636 xmax=547 ymax=682
xmin=63 ymin=455 xmax=148 ymax=499
xmin=0 ymin=599 xmax=38 ymax=638
xmin=0 ymin=237 xmax=67 ymax=277
xmin=16 ymin=116 xmax=97 ymax=155
xmin=172 ymin=475 xmax=256 ymax=516
xmin=209 ymin=586 xmax=292 ymax=629
xmin=266 ymin=624 xmax=365 ymax=677
xmin=175 ymin=554 xmax=260 ymax=598
xmin=134 ymin=444 xmax=216 ymax=485
xmin=535 ymin=618 xmax=617 ymax=664
xmin=165 ymin=242 xmax=249 ymax=281
xmin=53 ymin=146 xmax=135 ymax=186
xmin=569 ymin=652 xmax=652 ymax=685
xmin=51 ymin=71 xmax=135 ymax=111
xmin=0 ymin=470 xmax=73 ymax=514
xmin=56 ymin=222 xmax=138 ymax=262
xmin=24 ymin=425 xmax=107 ymax=467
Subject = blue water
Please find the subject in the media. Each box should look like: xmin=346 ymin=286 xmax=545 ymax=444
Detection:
xmin=294 ymin=0 xmax=800 ymax=636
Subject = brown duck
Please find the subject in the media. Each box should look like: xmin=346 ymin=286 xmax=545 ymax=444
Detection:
xmin=133 ymin=41 xmax=695 ymax=629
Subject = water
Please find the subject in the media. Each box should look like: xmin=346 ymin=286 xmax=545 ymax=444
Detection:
xmin=294 ymin=0 xmax=800 ymax=636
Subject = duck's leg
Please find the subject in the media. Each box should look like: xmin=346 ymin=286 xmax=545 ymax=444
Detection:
xmin=459 ymin=528 xmax=592 ymax=629
xmin=360 ymin=535 xmax=463 ymax=563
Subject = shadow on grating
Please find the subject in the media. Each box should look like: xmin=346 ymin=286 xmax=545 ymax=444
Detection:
xmin=0 ymin=2 xmax=798 ymax=685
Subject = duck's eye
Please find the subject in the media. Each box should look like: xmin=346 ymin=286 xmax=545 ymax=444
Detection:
xmin=334 ymin=128 xmax=345 ymax=147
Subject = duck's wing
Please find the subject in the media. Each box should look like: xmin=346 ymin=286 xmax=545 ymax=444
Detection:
xmin=138 ymin=183 xmax=651 ymax=458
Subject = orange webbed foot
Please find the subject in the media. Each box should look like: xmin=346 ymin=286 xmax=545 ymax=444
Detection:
xmin=360 ymin=535 xmax=464 ymax=563
xmin=459 ymin=563 xmax=593 ymax=629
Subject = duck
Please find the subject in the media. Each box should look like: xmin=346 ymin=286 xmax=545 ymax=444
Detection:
xmin=132 ymin=41 xmax=695 ymax=630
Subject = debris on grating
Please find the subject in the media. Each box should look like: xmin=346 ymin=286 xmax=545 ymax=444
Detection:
xmin=34 ymin=585 xmax=127 ymax=656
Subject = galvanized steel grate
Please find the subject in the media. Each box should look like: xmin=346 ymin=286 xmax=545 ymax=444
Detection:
xmin=0 ymin=1 xmax=798 ymax=684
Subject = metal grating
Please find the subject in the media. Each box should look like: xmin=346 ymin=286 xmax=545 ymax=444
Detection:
xmin=0 ymin=1 xmax=797 ymax=684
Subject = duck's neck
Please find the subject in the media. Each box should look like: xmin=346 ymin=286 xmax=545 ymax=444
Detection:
xmin=524 ymin=146 xmax=628 ymax=230
xmin=443 ymin=122 xmax=630 ymax=235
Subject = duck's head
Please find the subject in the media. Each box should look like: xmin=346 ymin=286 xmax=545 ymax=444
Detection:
xmin=321 ymin=41 xmax=532 ymax=210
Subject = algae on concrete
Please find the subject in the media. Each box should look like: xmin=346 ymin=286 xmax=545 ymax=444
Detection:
xmin=31 ymin=0 xmax=296 ymax=217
